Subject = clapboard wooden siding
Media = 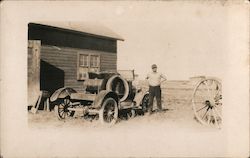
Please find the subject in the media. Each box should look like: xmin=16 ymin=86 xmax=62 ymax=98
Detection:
xmin=28 ymin=23 xmax=122 ymax=99
xmin=40 ymin=45 xmax=117 ymax=92
xmin=100 ymin=53 xmax=117 ymax=71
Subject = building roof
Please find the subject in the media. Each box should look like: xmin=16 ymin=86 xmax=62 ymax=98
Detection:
xmin=30 ymin=22 xmax=124 ymax=41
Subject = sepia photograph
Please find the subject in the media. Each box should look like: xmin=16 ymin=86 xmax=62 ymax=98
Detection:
xmin=27 ymin=21 xmax=222 ymax=128
xmin=0 ymin=1 xmax=249 ymax=157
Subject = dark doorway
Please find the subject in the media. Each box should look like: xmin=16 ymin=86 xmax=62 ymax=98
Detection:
xmin=40 ymin=60 xmax=64 ymax=94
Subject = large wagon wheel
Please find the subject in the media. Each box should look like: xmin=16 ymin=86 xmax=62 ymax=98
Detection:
xmin=99 ymin=98 xmax=118 ymax=125
xmin=54 ymin=98 xmax=75 ymax=120
xmin=192 ymin=78 xmax=222 ymax=128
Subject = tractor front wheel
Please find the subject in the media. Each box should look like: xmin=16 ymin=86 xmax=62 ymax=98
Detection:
xmin=54 ymin=98 xmax=75 ymax=120
xmin=99 ymin=98 xmax=118 ymax=126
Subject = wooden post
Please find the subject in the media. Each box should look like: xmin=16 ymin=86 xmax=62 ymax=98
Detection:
xmin=43 ymin=98 xmax=50 ymax=111
xmin=43 ymin=99 xmax=47 ymax=111
xmin=30 ymin=91 xmax=42 ymax=114
xmin=46 ymin=98 xmax=50 ymax=111
xmin=28 ymin=40 xmax=41 ymax=108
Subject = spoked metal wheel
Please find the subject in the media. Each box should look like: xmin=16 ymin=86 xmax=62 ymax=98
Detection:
xmin=54 ymin=98 xmax=75 ymax=120
xmin=99 ymin=98 xmax=118 ymax=126
xmin=192 ymin=78 xmax=222 ymax=128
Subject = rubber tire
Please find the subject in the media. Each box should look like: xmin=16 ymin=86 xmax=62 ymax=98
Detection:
xmin=99 ymin=98 xmax=118 ymax=126
xmin=106 ymin=75 xmax=129 ymax=102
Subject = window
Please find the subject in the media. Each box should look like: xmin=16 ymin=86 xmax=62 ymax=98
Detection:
xmin=90 ymin=55 xmax=99 ymax=67
xmin=79 ymin=54 xmax=89 ymax=67
xmin=77 ymin=52 xmax=100 ymax=80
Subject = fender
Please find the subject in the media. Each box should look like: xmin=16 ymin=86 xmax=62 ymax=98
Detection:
xmin=134 ymin=90 xmax=149 ymax=107
xmin=142 ymin=91 xmax=149 ymax=104
xmin=92 ymin=90 xmax=119 ymax=109
xmin=50 ymin=87 xmax=77 ymax=102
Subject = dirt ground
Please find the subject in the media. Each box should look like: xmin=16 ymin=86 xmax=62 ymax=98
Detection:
xmin=28 ymin=99 xmax=203 ymax=130
xmin=28 ymin=81 xmax=206 ymax=130
xmin=27 ymin=89 xmax=225 ymax=157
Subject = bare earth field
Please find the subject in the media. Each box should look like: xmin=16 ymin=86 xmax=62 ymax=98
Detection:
xmin=27 ymin=82 xmax=225 ymax=157
xmin=28 ymin=98 xmax=202 ymax=130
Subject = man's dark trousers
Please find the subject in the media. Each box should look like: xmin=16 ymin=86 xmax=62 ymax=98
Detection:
xmin=148 ymin=86 xmax=162 ymax=113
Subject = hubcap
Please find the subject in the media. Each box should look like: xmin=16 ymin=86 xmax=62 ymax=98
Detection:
xmin=205 ymin=100 xmax=213 ymax=109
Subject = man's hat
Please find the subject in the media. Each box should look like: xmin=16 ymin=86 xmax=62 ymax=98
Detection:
xmin=151 ymin=64 xmax=157 ymax=69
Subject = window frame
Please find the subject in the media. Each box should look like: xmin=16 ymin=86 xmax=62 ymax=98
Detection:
xmin=90 ymin=54 xmax=100 ymax=68
xmin=79 ymin=54 xmax=89 ymax=67
xmin=77 ymin=52 xmax=101 ymax=80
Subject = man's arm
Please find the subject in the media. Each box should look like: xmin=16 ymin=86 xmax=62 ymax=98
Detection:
xmin=160 ymin=73 xmax=167 ymax=82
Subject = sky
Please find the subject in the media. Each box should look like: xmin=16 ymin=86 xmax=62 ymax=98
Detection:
xmin=96 ymin=2 xmax=229 ymax=80
xmin=0 ymin=1 xmax=247 ymax=80
xmin=1 ymin=1 xmax=231 ymax=80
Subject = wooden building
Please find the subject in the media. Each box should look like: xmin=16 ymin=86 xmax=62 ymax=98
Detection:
xmin=28 ymin=22 xmax=124 ymax=106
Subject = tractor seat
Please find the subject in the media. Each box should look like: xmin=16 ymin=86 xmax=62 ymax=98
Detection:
xmin=84 ymin=79 xmax=104 ymax=93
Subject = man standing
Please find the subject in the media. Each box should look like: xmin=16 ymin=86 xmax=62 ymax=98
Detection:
xmin=146 ymin=64 xmax=167 ymax=114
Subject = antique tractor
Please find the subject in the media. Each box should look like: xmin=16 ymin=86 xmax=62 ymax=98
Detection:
xmin=50 ymin=70 xmax=149 ymax=125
